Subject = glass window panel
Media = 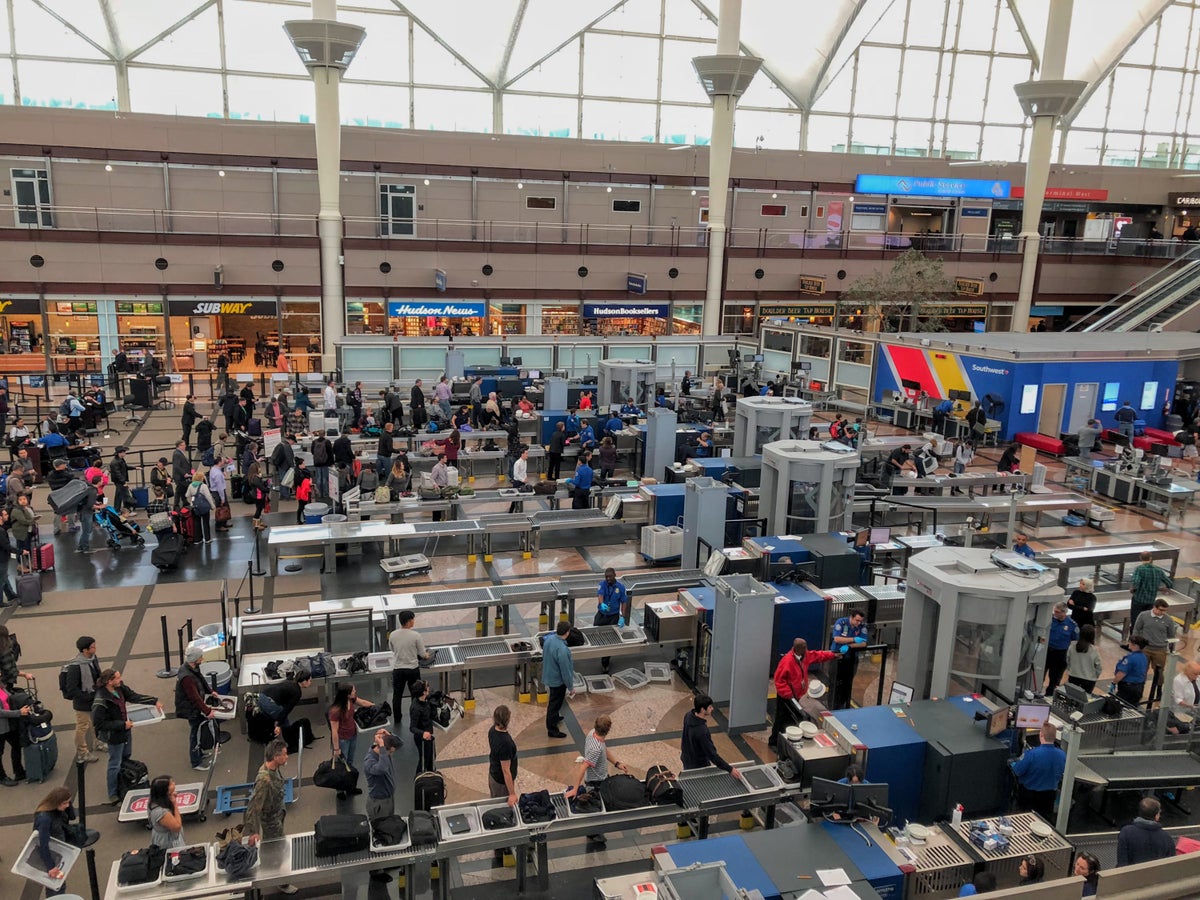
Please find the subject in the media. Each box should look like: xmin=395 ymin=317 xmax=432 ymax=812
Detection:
xmin=582 ymin=33 xmax=659 ymax=100
xmin=807 ymin=114 xmax=849 ymax=152
xmin=1102 ymin=136 xmax=1140 ymax=167
xmin=0 ymin=65 xmax=12 ymax=106
xmin=956 ymin=0 xmax=1001 ymax=52
xmin=658 ymin=103 xmax=711 ymax=145
xmin=664 ymin=0 xmax=716 ymax=38
xmin=582 ymin=98 xmax=656 ymax=141
xmin=981 ymin=124 xmax=1023 ymax=161
xmin=503 ymin=93 xmax=577 ymax=138
xmin=222 ymin=0 xmax=306 ymax=74
xmin=128 ymin=68 xmax=223 ymax=118
xmin=17 ymin=60 xmax=117 ymax=110
xmin=606 ymin=0 xmax=662 ymax=33
xmin=0 ymin=1 xmax=7 ymax=53
xmin=734 ymin=108 xmax=800 ymax=150
xmin=944 ymin=122 xmax=981 ymax=158
xmin=895 ymin=119 xmax=932 ymax=156
xmin=1056 ymin=129 xmax=1098 ymax=165
xmin=132 ymin=4 xmax=220 ymax=69
xmin=1072 ymin=74 xmax=1110 ymax=129
xmin=1144 ymin=70 xmax=1183 ymax=133
xmin=661 ymin=39 xmax=710 ymax=103
xmin=338 ymin=10 xmax=410 ymax=83
xmin=1155 ymin=5 xmax=1195 ymax=67
xmin=870 ymin=0 xmax=908 ymax=41
xmin=11 ymin=0 xmax=106 ymax=58
xmin=897 ymin=49 xmax=939 ymax=119
xmin=853 ymin=47 xmax=899 ymax=116
xmin=813 ymin=62 xmax=853 ymax=113
xmin=341 ymin=82 xmax=408 ymax=129
xmin=413 ymin=88 xmax=492 ymax=132
xmin=850 ymin=117 xmax=895 ymax=153
xmin=1140 ymin=135 xmax=1174 ymax=167
xmin=226 ymin=74 xmax=314 ymax=123
xmin=905 ymin=0 xmax=951 ymax=47
xmin=985 ymin=56 xmax=1033 ymax=124
xmin=506 ymin=38 xmax=579 ymax=92
xmin=993 ymin=8 xmax=1029 ymax=54
xmin=1108 ymin=66 xmax=1150 ymax=131
xmin=1118 ymin=20 xmax=1157 ymax=66
xmin=946 ymin=54 xmax=989 ymax=120
xmin=412 ymin=26 xmax=490 ymax=88
xmin=739 ymin=71 xmax=794 ymax=109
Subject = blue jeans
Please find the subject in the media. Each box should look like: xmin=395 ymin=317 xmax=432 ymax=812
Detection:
xmin=106 ymin=738 xmax=131 ymax=798
xmin=77 ymin=511 xmax=94 ymax=552
xmin=313 ymin=467 xmax=330 ymax=501
xmin=339 ymin=736 xmax=358 ymax=768
xmin=257 ymin=694 xmax=286 ymax=725
xmin=1118 ymin=422 xmax=1135 ymax=441
xmin=375 ymin=456 xmax=391 ymax=481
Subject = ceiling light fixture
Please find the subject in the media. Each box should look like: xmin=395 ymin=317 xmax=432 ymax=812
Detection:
xmin=104 ymin=164 xmax=113 ymax=172
xmin=218 ymin=170 xmax=226 ymax=177
xmin=517 ymin=182 xmax=524 ymax=189
xmin=423 ymin=178 xmax=430 ymax=185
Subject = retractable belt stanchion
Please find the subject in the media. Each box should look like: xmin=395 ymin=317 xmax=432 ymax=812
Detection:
xmin=75 ymin=758 xmax=101 ymax=900
xmin=244 ymin=560 xmax=261 ymax=615
xmin=156 ymin=614 xmax=177 ymax=678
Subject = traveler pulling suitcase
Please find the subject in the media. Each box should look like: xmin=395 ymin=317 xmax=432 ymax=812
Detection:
xmin=151 ymin=533 xmax=186 ymax=571
xmin=16 ymin=552 xmax=42 ymax=607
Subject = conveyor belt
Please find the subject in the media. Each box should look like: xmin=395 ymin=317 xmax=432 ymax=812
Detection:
xmin=456 ymin=638 xmax=513 ymax=660
xmin=415 ymin=586 xmax=494 ymax=607
xmin=679 ymin=770 xmax=751 ymax=805
xmin=429 ymin=647 xmax=457 ymax=667
xmin=493 ymin=582 xmax=555 ymax=600
xmin=860 ymin=585 xmax=905 ymax=601
xmin=824 ymin=587 xmax=867 ymax=602
xmin=579 ymin=626 xmax=622 ymax=648
xmin=290 ymin=833 xmax=410 ymax=870
xmin=477 ymin=513 xmax=537 ymax=532
xmin=406 ymin=520 xmax=485 ymax=536
xmin=623 ymin=569 xmax=707 ymax=594
xmin=532 ymin=509 xmax=610 ymax=527
xmin=1080 ymin=752 xmax=1200 ymax=788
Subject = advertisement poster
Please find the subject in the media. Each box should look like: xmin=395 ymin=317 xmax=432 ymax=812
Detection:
xmin=826 ymin=201 xmax=844 ymax=234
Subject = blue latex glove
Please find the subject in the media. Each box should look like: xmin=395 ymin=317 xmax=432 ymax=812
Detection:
xmin=838 ymin=643 xmax=850 ymax=655
xmin=598 ymin=604 xmax=609 ymax=615
xmin=618 ymin=616 xmax=625 ymax=628
xmin=854 ymin=636 xmax=867 ymax=644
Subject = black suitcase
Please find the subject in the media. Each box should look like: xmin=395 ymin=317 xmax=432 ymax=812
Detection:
xmin=151 ymin=533 xmax=185 ymax=570
xmin=118 ymin=757 xmax=149 ymax=799
xmin=313 ymin=814 xmax=370 ymax=857
xmin=24 ymin=730 xmax=58 ymax=783
xmin=47 ymin=478 xmax=89 ymax=513
xmin=413 ymin=769 xmax=445 ymax=811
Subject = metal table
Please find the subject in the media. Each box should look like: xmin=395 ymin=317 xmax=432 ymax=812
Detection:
xmin=1040 ymin=540 xmax=1181 ymax=593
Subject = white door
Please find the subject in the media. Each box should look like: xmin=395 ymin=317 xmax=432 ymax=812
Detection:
xmin=11 ymin=168 xmax=53 ymax=227
xmin=1067 ymin=383 xmax=1097 ymax=433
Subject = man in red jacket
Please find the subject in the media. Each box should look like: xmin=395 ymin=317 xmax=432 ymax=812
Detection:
xmin=770 ymin=638 xmax=838 ymax=750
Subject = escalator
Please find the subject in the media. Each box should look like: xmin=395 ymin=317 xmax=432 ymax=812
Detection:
xmin=1069 ymin=246 xmax=1200 ymax=332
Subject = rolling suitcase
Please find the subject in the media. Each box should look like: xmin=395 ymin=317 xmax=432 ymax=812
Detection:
xmin=413 ymin=769 xmax=445 ymax=812
xmin=24 ymin=730 xmax=58 ymax=783
xmin=151 ymin=533 xmax=185 ymax=570
xmin=48 ymin=478 xmax=89 ymax=514
xmin=16 ymin=554 xmax=42 ymax=607
xmin=131 ymin=487 xmax=149 ymax=509
xmin=173 ymin=508 xmax=196 ymax=544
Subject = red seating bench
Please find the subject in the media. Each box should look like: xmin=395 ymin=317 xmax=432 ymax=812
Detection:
xmin=1101 ymin=427 xmax=1180 ymax=452
xmin=1015 ymin=432 xmax=1066 ymax=455
xmin=1142 ymin=426 xmax=1180 ymax=446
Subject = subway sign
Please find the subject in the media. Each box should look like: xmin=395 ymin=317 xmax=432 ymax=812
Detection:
xmin=168 ymin=300 xmax=278 ymax=316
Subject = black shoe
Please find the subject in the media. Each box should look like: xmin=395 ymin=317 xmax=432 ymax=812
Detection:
xmin=336 ymin=791 xmax=347 ymax=800
xmin=547 ymin=730 xmax=567 ymax=739
xmin=349 ymin=787 xmax=363 ymax=796
xmin=587 ymin=834 xmax=607 ymax=845
xmin=370 ymin=871 xmax=392 ymax=883
xmin=0 ymin=777 xmax=17 ymax=787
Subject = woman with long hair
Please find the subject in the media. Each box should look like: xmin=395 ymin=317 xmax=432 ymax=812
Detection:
xmin=328 ymin=683 xmax=374 ymax=796
xmin=1066 ymin=625 xmax=1103 ymax=693
xmin=0 ymin=624 xmax=29 ymax=690
xmin=408 ymin=680 xmax=435 ymax=773
xmin=441 ymin=430 xmax=461 ymax=464
xmin=0 ymin=675 xmax=30 ymax=785
xmin=246 ymin=458 xmax=267 ymax=530
xmin=147 ymin=775 xmax=186 ymax=849
xmin=33 ymin=786 xmax=85 ymax=893
xmin=1075 ymin=852 xmax=1101 ymax=896
xmin=387 ymin=458 xmax=411 ymax=497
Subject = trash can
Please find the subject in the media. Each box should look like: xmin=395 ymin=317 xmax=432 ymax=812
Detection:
xmin=199 ymin=661 xmax=233 ymax=695
xmin=304 ymin=502 xmax=330 ymax=524
xmin=322 ymin=514 xmax=347 ymax=525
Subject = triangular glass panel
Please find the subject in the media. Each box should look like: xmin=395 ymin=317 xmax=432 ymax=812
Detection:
xmin=399 ymin=0 xmax=518 ymax=83
xmin=132 ymin=3 xmax=220 ymax=69
xmin=10 ymin=0 xmax=108 ymax=59
xmin=505 ymin=37 xmax=580 ymax=93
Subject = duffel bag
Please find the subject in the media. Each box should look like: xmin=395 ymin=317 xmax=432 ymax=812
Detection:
xmin=533 ymin=480 xmax=557 ymax=495
xmin=645 ymin=764 xmax=684 ymax=806
xmin=313 ymin=757 xmax=359 ymax=793
xmin=598 ymin=774 xmax=646 ymax=811
xmin=313 ymin=814 xmax=370 ymax=857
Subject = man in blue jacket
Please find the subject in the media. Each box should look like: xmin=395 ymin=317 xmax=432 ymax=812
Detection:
xmin=1044 ymin=603 xmax=1079 ymax=694
xmin=542 ymin=621 xmax=575 ymax=739
xmin=595 ymin=568 xmax=627 ymax=674
xmin=1115 ymin=400 xmax=1138 ymax=442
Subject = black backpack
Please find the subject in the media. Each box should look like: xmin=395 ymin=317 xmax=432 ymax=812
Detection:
xmin=59 ymin=663 xmax=77 ymax=701
xmin=482 ymin=807 xmax=516 ymax=830
xmin=414 ymin=770 xmax=445 ymax=811
xmin=409 ymin=810 xmax=437 ymax=845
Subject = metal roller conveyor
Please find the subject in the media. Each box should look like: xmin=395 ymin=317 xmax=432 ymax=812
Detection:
xmin=413 ymin=586 xmax=495 ymax=608
xmin=289 ymin=833 xmax=398 ymax=870
xmin=454 ymin=637 xmax=516 ymax=661
xmin=678 ymin=764 xmax=784 ymax=810
xmin=622 ymin=569 xmax=707 ymax=595
xmin=1039 ymin=540 xmax=1181 ymax=592
xmin=1079 ymin=751 xmax=1200 ymax=790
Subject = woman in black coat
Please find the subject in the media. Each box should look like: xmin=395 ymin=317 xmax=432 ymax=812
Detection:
xmin=408 ymin=680 xmax=435 ymax=773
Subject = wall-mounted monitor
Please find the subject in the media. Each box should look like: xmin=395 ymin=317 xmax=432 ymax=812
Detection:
xmin=900 ymin=378 xmax=922 ymax=391
xmin=1020 ymin=384 xmax=1038 ymax=414
xmin=1141 ymin=381 xmax=1158 ymax=410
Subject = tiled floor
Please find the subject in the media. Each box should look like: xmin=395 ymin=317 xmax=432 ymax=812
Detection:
xmin=1 ymin=398 xmax=1198 ymax=899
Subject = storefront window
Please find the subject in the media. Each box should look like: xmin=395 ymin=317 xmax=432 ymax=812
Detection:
xmin=490 ymin=303 xmax=527 ymax=335
xmin=48 ymin=301 xmax=101 ymax=373
xmin=386 ymin=300 xmax=485 ymax=338
xmin=281 ymin=300 xmax=322 ymax=373
xmin=116 ymin=302 xmax=166 ymax=369
xmin=541 ymin=305 xmax=579 ymax=335
xmin=0 ymin=299 xmax=46 ymax=374
xmin=166 ymin=299 xmax=280 ymax=374
xmin=672 ymin=303 xmax=702 ymax=335
xmin=347 ymin=301 xmax=387 ymax=335
xmin=722 ymin=305 xmax=756 ymax=334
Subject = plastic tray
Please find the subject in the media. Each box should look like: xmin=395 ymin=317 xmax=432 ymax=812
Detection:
xmin=572 ymin=672 xmax=588 ymax=694
xmin=565 ymin=790 xmax=608 ymax=818
xmin=162 ymin=845 xmax=210 ymax=883
xmin=11 ymin=832 xmax=79 ymax=891
xmin=644 ymin=662 xmax=673 ymax=683
xmin=367 ymin=651 xmax=393 ymax=673
xmin=356 ymin=715 xmax=393 ymax=735
xmin=435 ymin=803 xmax=483 ymax=843
xmin=583 ymin=675 xmax=615 ymax=694
xmin=126 ymin=703 xmax=165 ymax=727
xmin=476 ymin=799 xmax=523 ymax=834
xmin=213 ymin=840 xmax=259 ymax=876
xmin=612 ymin=668 xmax=650 ymax=690
xmin=369 ymin=823 xmax=412 ymax=854
xmin=380 ymin=554 xmax=431 ymax=574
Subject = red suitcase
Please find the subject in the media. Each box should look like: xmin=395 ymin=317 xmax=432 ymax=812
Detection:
xmin=172 ymin=508 xmax=196 ymax=545
xmin=30 ymin=523 xmax=53 ymax=571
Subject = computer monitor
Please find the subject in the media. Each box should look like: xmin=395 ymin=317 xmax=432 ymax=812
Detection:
xmin=752 ymin=354 xmax=764 ymax=362
xmin=1015 ymin=703 xmax=1051 ymax=730
xmin=869 ymin=526 xmax=891 ymax=545
xmin=810 ymin=777 xmax=853 ymax=809
xmin=499 ymin=356 xmax=512 ymax=366
xmin=949 ymin=389 xmax=972 ymax=402
xmin=853 ymin=529 xmax=870 ymax=548
xmin=887 ymin=682 xmax=915 ymax=705
xmin=511 ymin=357 xmax=522 ymax=366
xmin=1060 ymin=681 xmax=1091 ymax=707
xmin=851 ymin=782 xmax=889 ymax=814
xmin=987 ymin=706 xmax=1009 ymax=737
xmin=526 ymin=369 xmax=541 ymax=380
xmin=900 ymin=378 xmax=923 ymax=392
xmin=1111 ymin=431 xmax=1130 ymax=449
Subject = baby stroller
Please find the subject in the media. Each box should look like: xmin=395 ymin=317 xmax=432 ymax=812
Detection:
xmin=94 ymin=505 xmax=146 ymax=550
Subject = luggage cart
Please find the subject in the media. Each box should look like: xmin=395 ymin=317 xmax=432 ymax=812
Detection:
xmin=119 ymin=734 xmax=222 ymax=826
xmin=213 ymin=727 xmax=303 ymax=817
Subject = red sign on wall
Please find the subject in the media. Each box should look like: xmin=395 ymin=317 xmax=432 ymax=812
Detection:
xmin=1010 ymin=187 xmax=1109 ymax=201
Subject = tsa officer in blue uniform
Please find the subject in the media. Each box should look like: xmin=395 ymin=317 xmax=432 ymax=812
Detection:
xmin=595 ymin=568 xmax=628 ymax=674
xmin=1044 ymin=602 xmax=1079 ymax=693
xmin=830 ymin=609 xmax=870 ymax=709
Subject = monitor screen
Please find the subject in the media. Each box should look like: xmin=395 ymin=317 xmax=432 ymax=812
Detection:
xmin=1015 ymin=703 xmax=1051 ymax=730
xmin=1110 ymin=431 xmax=1130 ymax=449
xmin=752 ymin=354 xmax=764 ymax=362
xmin=972 ymin=320 xmax=986 ymax=333
xmin=526 ymin=369 xmax=541 ymax=380
xmin=810 ymin=777 xmax=853 ymax=809
xmin=987 ymin=707 xmax=1009 ymax=737
xmin=869 ymin=526 xmax=891 ymax=545
xmin=900 ymin=378 xmax=923 ymax=391
xmin=888 ymin=682 xmax=914 ymax=705
xmin=852 ymin=782 xmax=889 ymax=813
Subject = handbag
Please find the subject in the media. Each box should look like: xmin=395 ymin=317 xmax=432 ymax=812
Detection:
xmin=281 ymin=467 xmax=296 ymax=489
xmin=313 ymin=757 xmax=359 ymax=793
xmin=215 ymin=503 xmax=232 ymax=524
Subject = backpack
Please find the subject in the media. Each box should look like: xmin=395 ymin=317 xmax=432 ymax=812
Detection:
xmin=482 ymin=807 xmax=516 ymax=830
xmin=201 ymin=447 xmax=216 ymax=467
xmin=599 ymin=774 xmax=646 ymax=811
xmin=58 ymin=398 xmax=72 ymax=418
xmin=59 ymin=663 xmax=77 ymax=701
xmin=414 ymin=770 xmax=445 ymax=811
xmin=371 ymin=814 xmax=408 ymax=847
xmin=408 ymin=810 xmax=437 ymax=845
xmin=192 ymin=490 xmax=212 ymax=516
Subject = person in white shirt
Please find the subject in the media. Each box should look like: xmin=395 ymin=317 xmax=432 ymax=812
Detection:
xmin=508 ymin=449 xmax=528 ymax=513
xmin=323 ymin=381 xmax=337 ymax=413
xmin=1169 ymin=660 xmax=1200 ymax=733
